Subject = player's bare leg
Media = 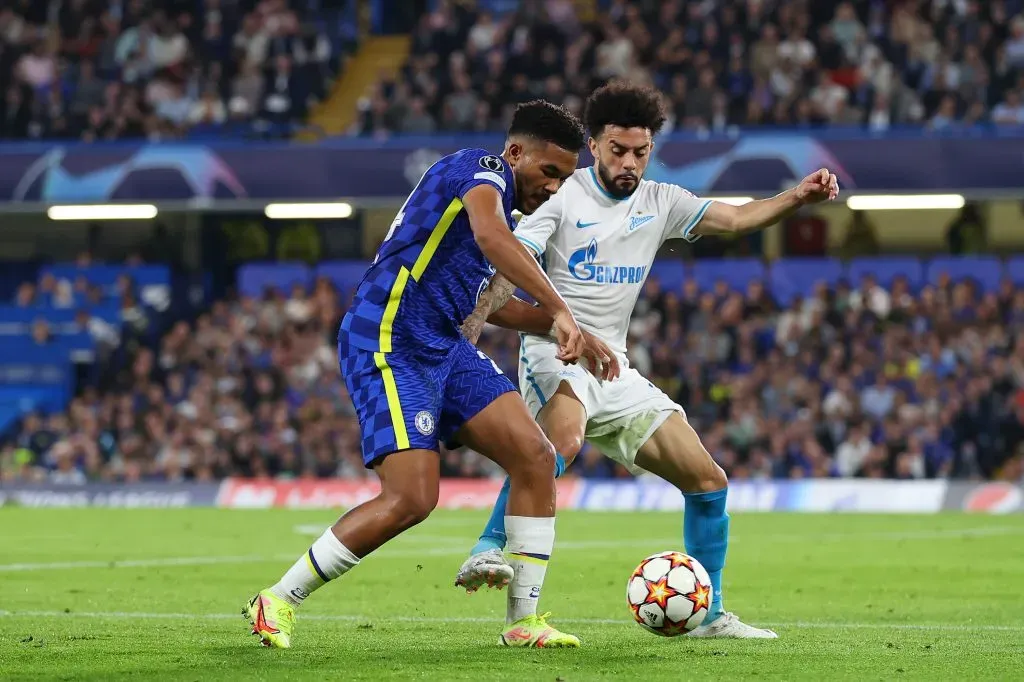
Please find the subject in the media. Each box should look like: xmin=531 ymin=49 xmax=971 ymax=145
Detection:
xmin=535 ymin=383 xmax=588 ymax=466
xmin=331 ymin=449 xmax=441 ymax=555
xmin=459 ymin=382 xmax=585 ymax=590
xmin=244 ymin=449 xmax=439 ymax=648
xmin=455 ymin=391 xmax=580 ymax=647
xmin=635 ymin=413 xmax=777 ymax=639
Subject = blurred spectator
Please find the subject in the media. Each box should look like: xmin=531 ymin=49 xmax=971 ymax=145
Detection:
xmin=4 ymin=258 xmax=1024 ymax=484
xmin=356 ymin=1 xmax=1024 ymax=135
xmin=0 ymin=0 xmax=348 ymax=140
xmin=992 ymin=89 xmax=1024 ymax=125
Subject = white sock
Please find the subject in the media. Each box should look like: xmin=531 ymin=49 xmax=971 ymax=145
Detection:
xmin=505 ymin=515 xmax=555 ymax=624
xmin=270 ymin=528 xmax=360 ymax=607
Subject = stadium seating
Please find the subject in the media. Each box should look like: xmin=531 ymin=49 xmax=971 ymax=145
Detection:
xmin=357 ymin=1 xmax=1022 ymax=136
xmin=233 ymin=256 xmax=1019 ymax=302
xmin=1008 ymin=257 xmax=1024 ymax=286
xmin=4 ymin=248 xmax=1023 ymax=484
xmin=0 ymin=304 xmax=122 ymax=335
xmin=925 ymin=256 xmax=1005 ymax=294
xmin=686 ymin=259 xmax=768 ymax=294
xmin=847 ymin=257 xmax=925 ymax=290
xmin=769 ymin=258 xmax=844 ymax=306
xmin=0 ymin=1 xmax=353 ymax=141
xmin=647 ymin=260 xmax=686 ymax=294
xmin=315 ymin=261 xmax=372 ymax=294
xmin=237 ymin=262 xmax=312 ymax=298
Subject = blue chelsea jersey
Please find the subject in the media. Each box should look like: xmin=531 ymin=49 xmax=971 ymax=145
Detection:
xmin=340 ymin=149 xmax=515 ymax=352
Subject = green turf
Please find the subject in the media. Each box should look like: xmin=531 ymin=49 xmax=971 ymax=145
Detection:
xmin=1 ymin=508 xmax=1023 ymax=680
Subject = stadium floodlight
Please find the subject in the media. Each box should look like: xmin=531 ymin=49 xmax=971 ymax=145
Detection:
xmin=846 ymin=194 xmax=965 ymax=211
xmin=47 ymin=204 xmax=158 ymax=220
xmin=710 ymin=196 xmax=754 ymax=206
xmin=264 ymin=202 xmax=354 ymax=219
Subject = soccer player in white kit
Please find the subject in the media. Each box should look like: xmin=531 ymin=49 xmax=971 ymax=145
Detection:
xmin=454 ymin=82 xmax=840 ymax=638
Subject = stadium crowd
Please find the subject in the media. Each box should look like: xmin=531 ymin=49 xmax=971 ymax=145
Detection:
xmin=0 ymin=0 xmax=345 ymax=141
xmin=356 ymin=0 xmax=1024 ymax=136
xmin=4 ymin=264 xmax=1024 ymax=484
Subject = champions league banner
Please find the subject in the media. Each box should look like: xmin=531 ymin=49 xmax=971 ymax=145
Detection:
xmin=3 ymin=479 xmax=1020 ymax=512
xmin=0 ymin=478 xmax=962 ymax=512
xmin=0 ymin=132 xmax=1022 ymax=203
xmin=0 ymin=482 xmax=221 ymax=508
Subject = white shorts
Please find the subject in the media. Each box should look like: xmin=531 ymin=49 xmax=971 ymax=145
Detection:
xmin=518 ymin=335 xmax=684 ymax=475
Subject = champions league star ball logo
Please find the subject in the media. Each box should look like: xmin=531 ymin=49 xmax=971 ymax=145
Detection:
xmin=647 ymin=136 xmax=854 ymax=194
xmin=404 ymin=149 xmax=443 ymax=188
xmin=12 ymin=146 xmax=247 ymax=201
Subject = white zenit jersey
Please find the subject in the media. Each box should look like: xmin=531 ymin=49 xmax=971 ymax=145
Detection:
xmin=513 ymin=167 xmax=711 ymax=356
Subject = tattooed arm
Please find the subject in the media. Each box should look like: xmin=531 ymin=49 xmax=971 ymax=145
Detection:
xmin=460 ymin=274 xmax=621 ymax=380
xmin=460 ymin=275 xmax=527 ymax=344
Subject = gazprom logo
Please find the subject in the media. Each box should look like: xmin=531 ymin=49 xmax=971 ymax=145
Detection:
xmin=567 ymin=239 xmax=647 ymax=284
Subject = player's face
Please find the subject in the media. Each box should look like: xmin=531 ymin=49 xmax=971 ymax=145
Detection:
xmin=508 ymin=140 xmax=579 ymax=215
xmin=590 ymin=126 xmax=653 ymax=199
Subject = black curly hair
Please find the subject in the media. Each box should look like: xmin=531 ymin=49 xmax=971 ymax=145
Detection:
xmin=507 ymin=100 xmax=586 ymax=152
xmin=584 ymin=81 xmax=668 ymax=138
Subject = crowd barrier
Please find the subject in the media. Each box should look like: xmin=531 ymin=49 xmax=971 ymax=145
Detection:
xmin=1 ymin=479 xmax=1021 ymax=513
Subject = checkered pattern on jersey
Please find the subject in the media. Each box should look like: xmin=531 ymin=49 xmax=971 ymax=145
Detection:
xmin=338 ymin=338 xmax=515 ymax=467
xmin=340 ymin=148 xmax=514 ymax=353
xmin=339 ymin=342 xmax=447 ymax=466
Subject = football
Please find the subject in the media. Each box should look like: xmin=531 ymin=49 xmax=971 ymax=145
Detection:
xmin=626 ymin=551 xmax=713 ymax=636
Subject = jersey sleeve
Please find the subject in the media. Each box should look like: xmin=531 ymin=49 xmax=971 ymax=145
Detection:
xmin=512 ymin=189 xmax=563 ymax=259
xmin=445 ymin=149 xmax=511 ymax=201
xmin=661 ymin=183 xmax=713 ymax=243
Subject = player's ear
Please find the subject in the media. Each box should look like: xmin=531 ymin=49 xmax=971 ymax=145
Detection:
xmin=505 ymin=141 xmax=523 ymax=167
xmin=587 ymin=136 xmax=599 ymax=158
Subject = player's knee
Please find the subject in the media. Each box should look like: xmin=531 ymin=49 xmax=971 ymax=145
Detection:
xmin=549 ymin=430 xmax=584 ymax=464
xmin=509 ymin=432 xmax=556 ymax=480
xmin=698 ymin=463 xmax=728 ymax=492
xmin=666 ymin=454 xmax=727 ymax=493
xmin=382 ymin=485 xmax=438 ymax=529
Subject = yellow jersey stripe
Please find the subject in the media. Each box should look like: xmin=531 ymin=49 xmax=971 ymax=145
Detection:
xmin=411 ymin=198 xmax=463 ymax=280
xmin=377 ymin=197 xmax=464 ymax=352
xmin=378 ymin=267 xmax=410 ymax=354
xmin=374 ymin=352 xmax=410 ymax=450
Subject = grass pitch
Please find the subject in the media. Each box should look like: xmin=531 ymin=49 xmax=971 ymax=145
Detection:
xmin=1 ymin=508 xmax=1023 ymax=680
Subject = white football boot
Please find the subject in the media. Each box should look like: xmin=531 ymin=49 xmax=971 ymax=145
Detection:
xmin=688 ymin=612 xmax=778 ymax=638
xmin=454 ymin=548 xmax=514 ymax=593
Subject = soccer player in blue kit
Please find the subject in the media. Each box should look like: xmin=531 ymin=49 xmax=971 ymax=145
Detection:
xmin=244 ymin=101 xmax=613 ymax=649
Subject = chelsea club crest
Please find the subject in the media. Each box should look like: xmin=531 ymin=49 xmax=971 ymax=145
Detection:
xmin=414 ymin=411 xmax=435 ymax=436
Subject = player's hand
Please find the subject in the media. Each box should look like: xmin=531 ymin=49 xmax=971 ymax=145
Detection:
xmin=794 ymin=168 xmax=839 ymax=204
xmin=551 ymin=309 xmax=584 ymax=364
xmin=580 ymin=331 xmax=620 ymax=381
xmin=459 ymin=312 xmax=486 ymax=345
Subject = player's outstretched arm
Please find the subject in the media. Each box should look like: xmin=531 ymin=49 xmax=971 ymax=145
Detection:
xmin=694 ymin=168 xmax=839 ymax=237
xmin=462 ymin=184 xmax=583 ymax=362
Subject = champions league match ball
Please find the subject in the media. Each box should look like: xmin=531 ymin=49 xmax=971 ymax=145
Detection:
xmin=626 ymin=551 xmax=713 ymax=636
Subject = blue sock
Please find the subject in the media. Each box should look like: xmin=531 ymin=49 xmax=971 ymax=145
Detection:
xmin=470 ymin=453 xmax=566 ymax=555
xmin=683 ymin=487 xmax=729 ymax=622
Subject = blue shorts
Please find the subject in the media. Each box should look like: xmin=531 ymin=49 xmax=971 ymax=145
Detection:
xmin=338 ymin=335 xmax=516 ymax=468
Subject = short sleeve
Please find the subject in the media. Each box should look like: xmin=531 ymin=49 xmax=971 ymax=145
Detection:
xmin=445 ymin=149 xmax=511 ymax=200
xmin=661 ymin=183 xmax=712 ymax=243
xmin=513 ymin=189 xmax=563 ymax=259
